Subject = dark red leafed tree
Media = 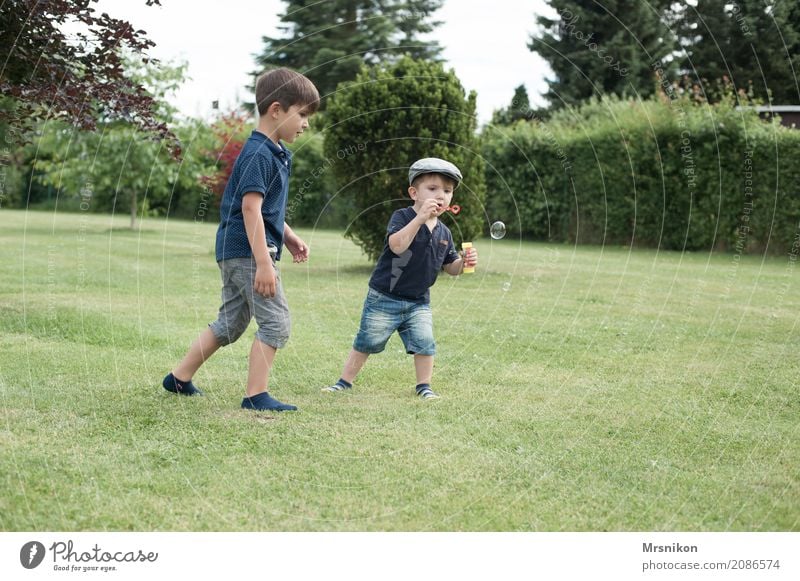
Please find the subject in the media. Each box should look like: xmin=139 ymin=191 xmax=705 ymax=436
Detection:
xmin=200 ymin=111 xmax=250 ymax=205
xmin=0 ymin=0 xmax=179 ymax=155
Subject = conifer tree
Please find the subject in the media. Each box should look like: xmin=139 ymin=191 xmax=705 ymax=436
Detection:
xmin=677 ymin=0 xmax=800 ymax=104
xmin=255 ymin=0 xmax=443 ymax=106
xmin=530 ymin=0 xmax=675 ymax=109
xmin=491 ymin=85 xmax=535 ymax=125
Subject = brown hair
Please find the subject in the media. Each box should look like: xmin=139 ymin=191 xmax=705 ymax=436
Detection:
xmin=255 ymin=68 xmax=320 ymax=116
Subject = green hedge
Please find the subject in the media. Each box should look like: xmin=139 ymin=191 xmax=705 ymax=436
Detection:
xmin=482 ymin=96 xmax=800 ymax=254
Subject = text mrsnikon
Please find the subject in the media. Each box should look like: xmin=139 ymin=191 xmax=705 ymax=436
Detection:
xmin=643 ymin=542 xmax=698 ymax=553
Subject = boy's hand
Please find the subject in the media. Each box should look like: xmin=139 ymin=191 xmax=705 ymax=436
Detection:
xmin=284 ymin=233 xmax=309 ymax=263
xmin=463 ymin=246 xmax=478 ymax=268
xmin=417 ymin=198 xmax=441 ymax=221
xmin=254 ymin=261 xmax=277 ymax=297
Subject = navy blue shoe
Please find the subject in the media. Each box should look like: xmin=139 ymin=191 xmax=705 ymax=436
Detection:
xmin=163 ymin=373 xmax=203 ymax=396
xmin=241 ymin=392 xmax=297 ymax=411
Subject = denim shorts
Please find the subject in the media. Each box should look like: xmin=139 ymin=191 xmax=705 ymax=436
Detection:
xmin=352 ymin=288 xmax=435 ymax=356
xmin=208 ymin=257 xmax=291 ymax=348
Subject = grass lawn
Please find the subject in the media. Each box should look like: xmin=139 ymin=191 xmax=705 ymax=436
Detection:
xmin=1 ymin=209 xmax=798 ymax=531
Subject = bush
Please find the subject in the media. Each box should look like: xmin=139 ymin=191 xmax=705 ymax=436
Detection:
xmin=185 ymin=113 xmax=350 ymax=229
xmin=482 ymin=95 xmax=800 ymax=254
xmin=168 ymin=118 xmax=222 ymax=223
xmin=175 ymin=112 xmax=251 ymax=223
xmin=286 ymin=130 xmax=352 ymax=228
xmin=324 ymin=57 xmax=485 ymax=261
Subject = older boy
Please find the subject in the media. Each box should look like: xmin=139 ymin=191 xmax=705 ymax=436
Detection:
xmin=162 ymin=67 xmax=319 ymax=411
xmin=323 ymin=158 xmax=478 ymax=399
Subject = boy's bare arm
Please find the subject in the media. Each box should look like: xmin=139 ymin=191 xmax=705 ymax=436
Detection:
xmin=283 ymin=222 xmax=309 ymax=262
xmin=388 ymin=199 xmax=439 ymax=255
xmin=443 ymin=258 xmax=464 ymax=276
xmin=242 ymin=192 xmax=276 ymax=297
xmin=443 ymin=246 xmax=477 ymax=276
xmin=388 ymin=221 xmax=422 ymax=255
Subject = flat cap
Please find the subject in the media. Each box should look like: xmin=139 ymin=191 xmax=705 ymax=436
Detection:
xmin=408 ymin=157 xmax=462 ymax=187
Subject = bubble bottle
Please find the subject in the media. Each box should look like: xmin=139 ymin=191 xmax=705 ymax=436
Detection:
xmin=461 ymin=242 xmax=475 ymax=274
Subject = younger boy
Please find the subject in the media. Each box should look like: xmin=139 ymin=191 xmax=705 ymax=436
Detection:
xmin=323 ymin=158 xmax=478 ymax=399
xmin=162 ymin=67 xmax=319 ymax=411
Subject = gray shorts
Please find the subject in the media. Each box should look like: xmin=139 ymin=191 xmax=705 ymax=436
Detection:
xmin=208 ymin=257 xmax=291 ymax=348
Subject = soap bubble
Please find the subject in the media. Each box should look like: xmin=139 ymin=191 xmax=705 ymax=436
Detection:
xmin=490 ymin=221 xmax=506 ymax=240
xmin=502 ymin=282 xmax=511 ymax=292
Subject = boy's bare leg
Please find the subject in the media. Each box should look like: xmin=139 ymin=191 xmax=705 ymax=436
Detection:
xmin=341 ymin=349 xmax=370 ymax=383
xmin=414 ymin=354 xmax=438 ymax=399
xmin=413 ymin=354 xmax=433 ymax=385
xmin=240 ymin=338 xmax=296 ymax=411
xmin=172 ymin=328 xmax=221 ymax=381
xmin=246 ymin=338 xmax=277 ymax=396
xmin=322 ymin=349 xmax=368 ymax=391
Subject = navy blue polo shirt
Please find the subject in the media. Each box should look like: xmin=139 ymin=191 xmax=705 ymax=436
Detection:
xmin=215 ymin=130 xmax=292 ymax=262
xmin=369 ymin=207 xmax=459 ymax=303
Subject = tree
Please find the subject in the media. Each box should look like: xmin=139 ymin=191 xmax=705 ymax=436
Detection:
xmin=197 ymin=112 xmax=347 ymax=228
xmin=674 ymin=0 xmax=732 ymax=98
xmin=31 ymin=60 xmax=202 ymax=228
xmin=675 ymin=0 xmax=800 ymax=104
xmin=0 ymin=0 xmax=178 ymax=154
xmin=530 ymin=0 xmax=675 ymax=109
xmin=491 ymin=84 xmax=536 ymax=125
xmin=254 ymin=0 xmax=444 ymax=107
xmin=325 ymin=57 xmax=485 ymax=261
xmin=199 ymin=111 xmax=250 ymax=203
xmin=392 ymin=0 xmax=445 ymax=60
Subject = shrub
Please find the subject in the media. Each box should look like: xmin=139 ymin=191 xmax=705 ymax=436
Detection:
xmin=324 ymin=57 xmax=485 ymax=261
xmin=286 ymin=130 xmax=351 ymax=228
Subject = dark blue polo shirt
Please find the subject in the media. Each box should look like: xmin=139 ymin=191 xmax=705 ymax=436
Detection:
xmin=369 ymin=207 xmax=459 ymax=303
xmin=215 ymin=130 xmax=292 ymax=262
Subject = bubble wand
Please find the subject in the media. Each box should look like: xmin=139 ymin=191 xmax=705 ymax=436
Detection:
xmin=440 ymin=204 xmax=475 ymax=273
xmin=442 ymin=204 xmax=475 ymax=274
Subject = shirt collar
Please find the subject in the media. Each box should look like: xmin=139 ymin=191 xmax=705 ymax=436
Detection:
xmin=251 ymin=130 xmax=291 ymax=159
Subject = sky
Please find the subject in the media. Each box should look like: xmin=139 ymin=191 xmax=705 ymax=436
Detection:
xmin=95 ymin=0 xmax=553 ymax=125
